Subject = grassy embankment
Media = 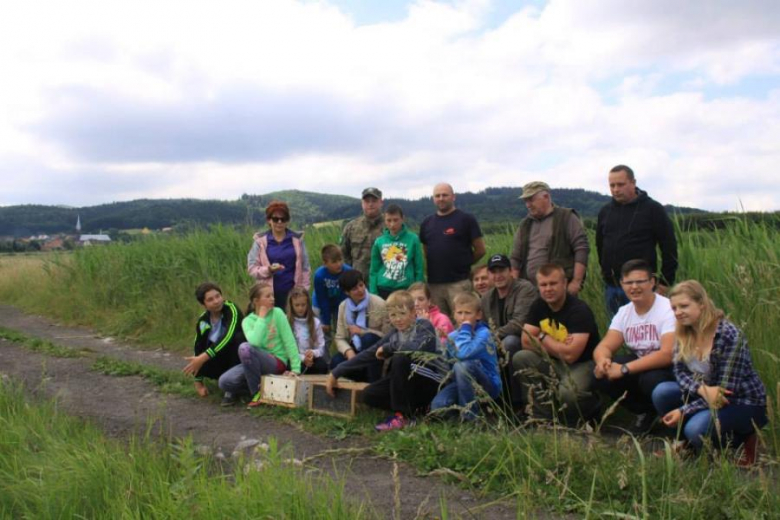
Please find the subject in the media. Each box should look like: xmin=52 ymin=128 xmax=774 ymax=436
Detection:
xmin=0 ymin=379 xmax=372 ymax=519
xmin=0 ymin=219 xmax=778 ymax=518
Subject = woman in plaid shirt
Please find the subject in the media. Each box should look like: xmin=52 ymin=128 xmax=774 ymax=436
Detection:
xmin=652 ymin=280 xmax=767 ymax=463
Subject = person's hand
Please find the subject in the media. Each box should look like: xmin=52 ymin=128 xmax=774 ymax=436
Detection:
xmin=593 ymin=357 xmax=611 ymax=379
xmin=269 ymin=263 xmax=285 ymax=273
xmin=282 ymin=370 xmax=297 ymax=377
xmin=303 ymin=351 xmax=314 ymax=367
xmin=662 ymin=408 xmax=682 ymax=427
xmin=325 ymin=374 xmax=338 ymax=397
xmin=567 ymin=279 xmax=582 ymax=296
xmin=348 ymin=325 xmax=363 ymax=336
xmin=606 ymin=362 xmax=624 ymax=381
xmin=416 ymin=307 xmax=430 ymax=320
xmin=375 ymin=346 xmax=385 ymax=360
xmin=256 ymin=305 xmax=271 ymax=318
xmin=182 ymin=354 xmax=208 ymax=376
xmin=345 ymin=348 xmax=356 ymax=360
xmin=563 ymin=335 xmax=574 ymax=345
xmin=698 ymin=385 xmax=731 ymax=409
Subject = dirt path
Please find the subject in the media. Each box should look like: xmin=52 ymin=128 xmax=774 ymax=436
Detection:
xmin=0 ymin=304 xmax=536 ymax=519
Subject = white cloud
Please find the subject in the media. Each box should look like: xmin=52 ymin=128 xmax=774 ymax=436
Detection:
xmin=0 ymin=0 xmax=778 ymax=210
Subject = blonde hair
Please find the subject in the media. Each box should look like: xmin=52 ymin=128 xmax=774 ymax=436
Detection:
xmin=246 ymin=282 xmax=272 ymax=315
xmin=669 ymin=280 xmax=724 ymax=362
xmin=453 ymin=291 xmax=481 ymax=313
xmin=386 ymin=290 xmax=415 ymax=312
xmin=285 ymin=286 xmax=317 ymax=348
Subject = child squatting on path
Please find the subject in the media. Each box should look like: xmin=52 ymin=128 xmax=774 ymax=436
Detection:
xmin=326 ymin=290 xmax=446 ymax=431
xmin=182 ymin=282 xmax=244 ymax=406
xmin=217 ymin=282 xmax=301 ymax=407
xmin=286 ymin=285 xmax=329 ymax=375
xmin=430 ymin=291 xmax=502 ymax=422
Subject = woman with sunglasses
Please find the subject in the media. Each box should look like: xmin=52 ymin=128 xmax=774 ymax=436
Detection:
xmin=247 ymin=200 xmax=311 ymax=308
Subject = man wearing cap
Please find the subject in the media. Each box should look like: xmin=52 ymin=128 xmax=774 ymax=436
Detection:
xmin=419 ymin=183 xmax=486 ymax=317
xmin=597 ymin=165 xmax=678 ymax=317
xmin=510 ymin=182 xmax=589 ymax=296
xmin=480 ymin=253 xmax=537 ymax=408
xmin=340 ymin=188 xmax=384 ymax=286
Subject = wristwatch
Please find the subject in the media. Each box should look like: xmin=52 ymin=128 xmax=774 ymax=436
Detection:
xmin=620 ymin=364 xmax=630 ymax=376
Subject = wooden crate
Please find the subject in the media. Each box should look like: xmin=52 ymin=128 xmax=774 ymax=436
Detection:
xmin=258 ymin=374 xmax=330 ymax=408
xmin=308 ymin=380 xmax=369 ymax=419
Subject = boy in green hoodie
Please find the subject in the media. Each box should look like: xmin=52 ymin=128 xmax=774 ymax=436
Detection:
xmin=369 ymin=204 xmax=424 ymax=299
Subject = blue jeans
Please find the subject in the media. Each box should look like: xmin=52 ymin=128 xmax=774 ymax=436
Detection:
xmin=605 ymin=284 xmax=629 ymax=319
xmin=652 ymin=381 xmax=768 ymax=451
xmin=430 ymin=360 xmax=499 ymax=421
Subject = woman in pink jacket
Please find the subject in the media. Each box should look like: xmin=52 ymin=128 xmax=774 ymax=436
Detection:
xmin=247 ymin=200 xmax=311 ymax=308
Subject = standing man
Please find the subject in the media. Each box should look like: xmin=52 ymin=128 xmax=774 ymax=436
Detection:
xmin=513 ymin=263 xmax=601 ymax=424
xmin=340 ymin=187 xmax=384 ymax=287
xmin=419 ymin=183 xmax=486 ymax=317
xmin=596 ymin=165 xmax=678 ymax=316
xmin=510 ymin=181 xmax=589 ymax=296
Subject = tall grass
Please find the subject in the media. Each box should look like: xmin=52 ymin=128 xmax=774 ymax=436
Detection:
xmin=0 ymin=217 xmax=778 ymax=517
xmin=0 ymin=378 xmax=371 ymax=519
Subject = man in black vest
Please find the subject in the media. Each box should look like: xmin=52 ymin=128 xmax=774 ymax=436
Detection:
xmin=510 ymin=181 xmax=589 ymax=296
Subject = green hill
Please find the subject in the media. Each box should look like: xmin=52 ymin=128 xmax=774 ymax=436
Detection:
xmin=0 ymin=187 xmax=703 ymax=236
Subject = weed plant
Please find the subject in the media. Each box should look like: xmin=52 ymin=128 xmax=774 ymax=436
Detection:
xmin=0 ymin=379 xmax=372 ymax=519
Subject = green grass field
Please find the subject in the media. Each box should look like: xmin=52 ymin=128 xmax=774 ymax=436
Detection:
xmin=0 ymin=379 xmax=371 ymax=519
xmin=0 ymin=217 xmax=778 ymax=518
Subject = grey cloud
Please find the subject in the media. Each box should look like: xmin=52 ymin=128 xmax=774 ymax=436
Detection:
xmin=32 ymin=83 xmax=414 ymax=163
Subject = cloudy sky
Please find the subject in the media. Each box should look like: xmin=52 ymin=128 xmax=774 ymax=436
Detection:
xmin=2 ymin=0 xmax=779 ymax=211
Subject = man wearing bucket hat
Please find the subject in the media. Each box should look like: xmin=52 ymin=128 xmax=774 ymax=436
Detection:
xmin=340 ymin=187 xmax=384 ymax=287
xmin=510 ymin=181 xmax=589 ymax=296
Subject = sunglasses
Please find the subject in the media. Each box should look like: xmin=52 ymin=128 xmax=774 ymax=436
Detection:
xmin=269 ymin=216 xmax=289 ymax=223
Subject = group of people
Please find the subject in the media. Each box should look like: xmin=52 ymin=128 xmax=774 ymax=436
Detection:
xmin=182 ymin=166 xmax=767 ymax=465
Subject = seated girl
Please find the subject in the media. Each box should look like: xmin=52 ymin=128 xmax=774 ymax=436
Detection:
xmin=407 ymin=282 xmax=454 ymax=346
xmin=652 ymin=280 xmax=767 ymax=465
xmin=286 ymin=286 xmax=329 ymax=375
xmin=218 ymin=282 xmax=301 ymax=407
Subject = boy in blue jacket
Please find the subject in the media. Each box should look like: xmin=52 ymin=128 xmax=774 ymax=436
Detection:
xmin=430 ymin=291 xmax=501 ymax=421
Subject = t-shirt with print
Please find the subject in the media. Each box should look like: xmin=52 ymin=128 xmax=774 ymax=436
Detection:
xmin=527 ymin=295 xmax=600 ymax=364
xmin=609 ymin=294 xmax=675 ymax=358
xmin=419 ymin=209 xmax=482 ymax=284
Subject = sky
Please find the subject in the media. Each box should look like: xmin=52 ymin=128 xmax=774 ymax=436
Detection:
xmin=1 ymin=0 xmax=779 ymax=211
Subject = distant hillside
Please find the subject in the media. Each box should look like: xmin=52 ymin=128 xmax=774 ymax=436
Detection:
xmin=0 ymin=187 xmax=703 ymax=236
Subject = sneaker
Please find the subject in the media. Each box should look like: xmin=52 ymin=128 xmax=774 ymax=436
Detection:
xmin=220 ymin=392 xmax=237 ymax=407
xmin=737 ymin=433 xmax=759 ymax=468
xmin=375 ymin=412 xmax=412 ymax=432
xmin=246 ymin=391 xmax=263 ymax=409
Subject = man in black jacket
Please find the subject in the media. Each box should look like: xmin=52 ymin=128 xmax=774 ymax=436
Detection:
xmin=596 ymin=165 xmax=678 ymax=317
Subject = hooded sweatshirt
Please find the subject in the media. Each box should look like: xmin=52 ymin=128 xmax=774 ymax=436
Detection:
xmin=596 ymin=188 xmax=678 ymax=287
xmin=369 ymin=224 xmax=424 ymax=293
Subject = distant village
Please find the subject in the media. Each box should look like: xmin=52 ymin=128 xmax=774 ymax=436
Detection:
xmin=0 ymin=215 xmax=171 ymax=253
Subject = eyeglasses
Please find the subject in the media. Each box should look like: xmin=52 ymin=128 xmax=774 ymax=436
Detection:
xmin=269 ymin=216 xmax=289 ymax=223
xmin=621 ymin=279 xmax=651 ymax=287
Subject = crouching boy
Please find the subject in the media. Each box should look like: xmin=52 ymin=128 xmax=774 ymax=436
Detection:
xmin=326 ymin=291 xmax=445 ymax=431
xmin=182 ymin=282 xmax=245 ymax=405
xmin=430 ymin=292 xmax=502 ymax=421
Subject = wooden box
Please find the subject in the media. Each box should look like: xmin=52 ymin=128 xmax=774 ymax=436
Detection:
xmin=308 ymin=380 xmax=369 ymax=419
xmin=258 ymin=374 xmax=330 ymax=408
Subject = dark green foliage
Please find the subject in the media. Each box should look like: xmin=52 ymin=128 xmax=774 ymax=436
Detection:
xmin=0 ymin=187 xmax=711 ymax=237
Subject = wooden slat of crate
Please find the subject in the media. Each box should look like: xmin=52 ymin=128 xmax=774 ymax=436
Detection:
xmin=308 ymin=380 xmax=369 ymax=419
xmin=259 ymin=374 xmax=331 ymax=408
